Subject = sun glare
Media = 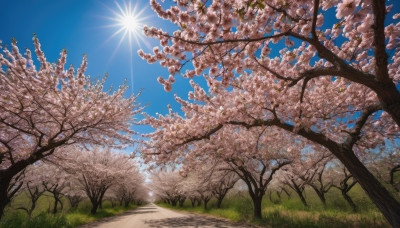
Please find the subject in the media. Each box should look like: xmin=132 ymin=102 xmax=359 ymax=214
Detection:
xmin=105 ymin=0 xmax=150 ymax=50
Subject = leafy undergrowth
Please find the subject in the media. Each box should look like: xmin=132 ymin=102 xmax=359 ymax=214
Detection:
xmin=0 ymin=201 xmax=138 ymax=228
xmin=157 ymin=189 xmax=391 ymax=228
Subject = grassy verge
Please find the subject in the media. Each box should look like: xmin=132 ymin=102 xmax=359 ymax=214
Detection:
xmin=1 ymin=200 xmax=139 ymax=228
xmin=157 ymin=189 xmax=390 ymax=228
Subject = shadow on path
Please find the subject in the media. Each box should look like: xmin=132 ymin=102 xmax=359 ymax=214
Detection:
xmin=78 ymin=206 xmax=157 ymax=228
xmin=144 ymin=215 xmax=252 ymax=228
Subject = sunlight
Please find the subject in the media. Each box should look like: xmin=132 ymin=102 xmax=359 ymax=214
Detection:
xmin=103 ymin=0 xmax=151 ymax=52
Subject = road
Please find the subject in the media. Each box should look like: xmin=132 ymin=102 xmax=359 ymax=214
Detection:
xmin=78 ymin=203 xmax=255 ymax=228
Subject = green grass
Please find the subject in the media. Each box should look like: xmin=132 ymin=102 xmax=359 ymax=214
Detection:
xmin=1 ymin=194 xmax=139 ymax=228
xmin=157 ymin=186 xmax=391 ymax=228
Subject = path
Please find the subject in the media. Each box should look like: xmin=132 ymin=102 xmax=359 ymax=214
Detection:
xmin=78 ymin=203 xmax=255 ymax=228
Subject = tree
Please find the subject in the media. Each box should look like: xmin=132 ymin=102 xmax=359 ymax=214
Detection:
xmin=14 ymin=165 xmax=45 ymax=218
xmin=0 ymin=37 xmax=143 ymax=219
xmin=149 ymin=169 xmax=185 ymax=207
xmin=368 ymin=140 xmax=400 ymax=196
xmin=64 ymin=180 xmax=85 ymax=209
xmin=148 ymin=126 xmax=293 ymax=218
xmin=140 ymin=0 xmax=400 ymax=225
xmin=59 ymin=146 xmax=140 ymax=214
xmin=211 ymin=169 xmax=238 ymax=208
xmin=41 ymin=164 xmax=69 ymax=214
xmin=111 ymin=164 xmax=145 ymax=208
xmin=332 ymin=164 xmax=359 ymax=212
xmin=306 ymin=155 xmax=334 ymax=206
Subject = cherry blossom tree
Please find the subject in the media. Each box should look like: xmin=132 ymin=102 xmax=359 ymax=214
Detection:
xmin=211 ymin=168 xmax=239 ymax=208
xmin=64 ymin=179 xmax=85 ymax=209
xmin=277 ymin=163 xmax=313 ymax=207
xmin=139 ymin=0 xmax=400 ymax=225
xmin=180 ymin=162 xmax=217 ymax=209
xmin=58 ymin=146 xmax=141 ymax=214
xmin=147 ymin=126 xmax=293 ymax=218
xmin=0 ymin=37 xmax=143 ymax=219
xmin=149 ymin=169 xmax=185 ymax=206
xmin=40 ymin=164 xmax=69 ymax=214
xmin=278 ymin=148 xmax=333 ymax=206
xmin=14 ymin=164 xmax=45 ymax=218
xmin=332 ymin=163 xmax=359 ymax=212
xmin=110 ymin=164 xmax=146 ymax=207
xmin=306 ymin=155 xmax=334 ymax=206
xmin=368 ymin=140 xmax=400 ymax=196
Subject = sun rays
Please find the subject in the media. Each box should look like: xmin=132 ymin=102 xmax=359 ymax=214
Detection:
xmin=102 ymin=0 xmax=152 ymax=92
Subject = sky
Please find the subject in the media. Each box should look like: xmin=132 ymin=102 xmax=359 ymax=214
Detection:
xmin=0 ymin=0 xmax=194 ymax=138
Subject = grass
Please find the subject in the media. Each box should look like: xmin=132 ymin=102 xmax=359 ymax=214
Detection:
xmin=157 ymin=186 xmax=391 ymax=228
xmin=0 ymin=194 xmax=139 ymax=228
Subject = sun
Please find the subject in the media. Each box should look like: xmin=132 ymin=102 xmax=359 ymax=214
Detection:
xmin=105 ymin=0 xmax=150 ymax=49
xmin=122 ymin=15 xmax=140 ymax=32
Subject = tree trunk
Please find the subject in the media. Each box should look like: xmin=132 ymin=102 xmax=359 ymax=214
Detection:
xmin=203 ymin=199 xmax=209 ymax=210
xmin=0 ymin=173 xmax=13 ymax=220
xmin=29 ymin=200 xmax=36 ymax=217
xmin=53 ymin=198 xmax=59 ymax=214
xmin=0 ymin=181 xmax=10 ymax=221
xmin=311 ymin=186 xmax=326 ymax=206
xmin=171 ymin=199 xmax=177 ymax=206
xmin=217 ymin=197 xmax=223 ymax=208
xmin=190 ymin=199 xmax=196 ymax=207
xmin=334 ymin=148 xmax=400 ymax=227
xmin=295 ymin=190 xmax=308 ymax=207
xmin=282 ymin=188 xmax=291 ymax=199
xmin=252 ymin=196 xmax=262 ymax=219
xmin=91 ymin=202 xmax=99 ymax=214
xmin=342 ymin=190 xmax=357 ymax=212
xmin=179 ymin=198 xmax=185 ymax=207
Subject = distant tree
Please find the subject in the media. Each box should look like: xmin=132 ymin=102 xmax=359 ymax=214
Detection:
xmin=149 ymin=169 xmax=185 ymax=206
xmin=368 ymin=140 xmax=400 ymax=196
xmin=41 ymin=164 xmax=69 ymax=214
xmin=59 ymin=146 xmax=141 ymax=214
xmin=14 ymin=165 xmax=45 ymax=218
xmin=332 ymin=163 xmax=359 ymax=212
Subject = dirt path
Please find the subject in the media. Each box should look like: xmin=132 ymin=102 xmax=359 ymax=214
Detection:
xmin=78 ymin=203 xmax=255 ymax=228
